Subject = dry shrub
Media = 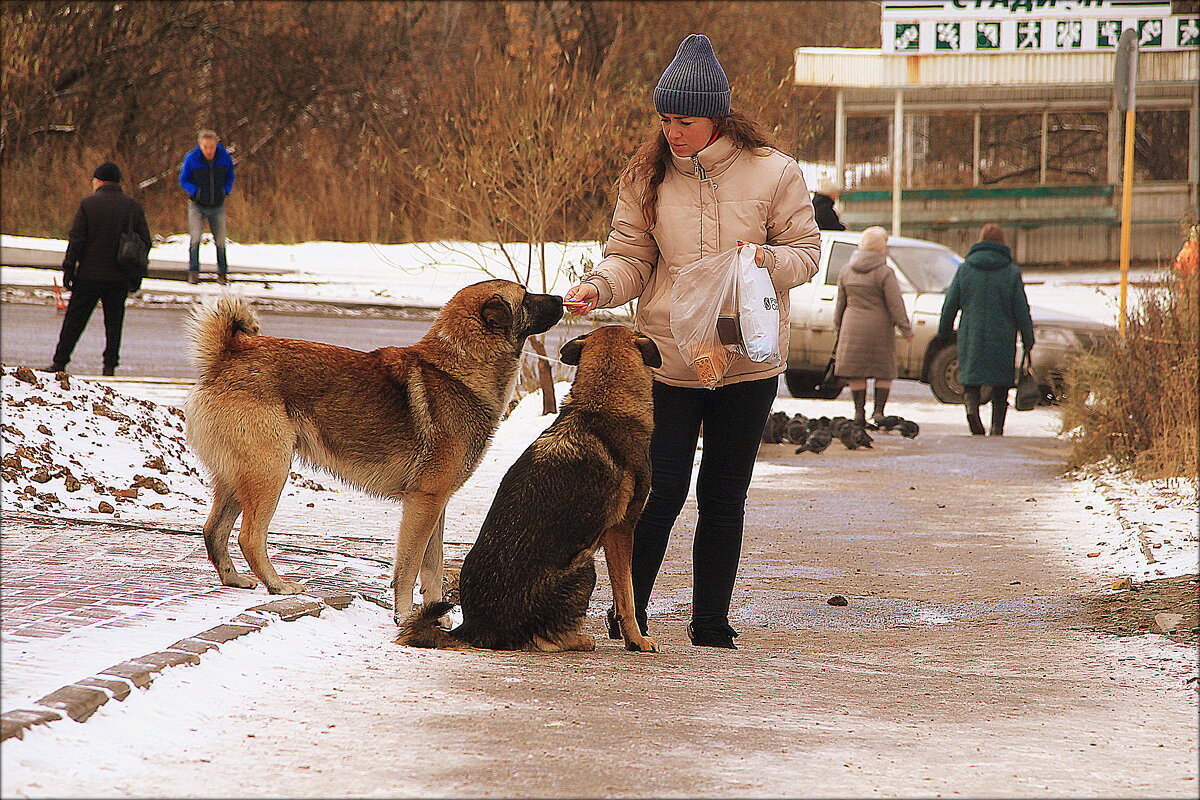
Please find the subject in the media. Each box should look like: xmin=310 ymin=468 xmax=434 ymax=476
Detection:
xmin=1062 ymin=272 xmax=1198 ymax=479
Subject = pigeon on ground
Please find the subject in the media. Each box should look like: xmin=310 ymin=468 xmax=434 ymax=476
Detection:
xmin=829 ymin=417 xmax=854 ymax=437
xmin=897 ymin=419 xmax=920 ymax=438
xmin=836 ymin=425 xmax=861 ymax=450
xmin=785 ymin=413 xmax=809 ymax=445
xmin=761 ymin=410 xmax=790 ymax=444
xmin=853 ymin=425 xmax=874 ymax=448
xmin=796 ymin=427 xmax=832 ymax=454
xmin=875 ymin=415 xmax=904 ymax=432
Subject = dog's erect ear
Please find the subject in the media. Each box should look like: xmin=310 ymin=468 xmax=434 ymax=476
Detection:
xmin=634 ymin=334 xmax=662 ymax=368
xmin=559 ymin=332 xmax=590 ymax=365
xmin=481 ymin=295 xmax=514 ymax=332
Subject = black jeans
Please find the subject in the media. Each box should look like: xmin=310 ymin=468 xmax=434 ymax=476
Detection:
xmin=632 ymin=376 xmax=778 ymax=627
xmin=52 ymin=279 xmax=128 ymax=370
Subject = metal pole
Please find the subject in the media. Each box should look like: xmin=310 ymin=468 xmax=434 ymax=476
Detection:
xmin=1119 ymin=106 xmax=1135 ymax=338
xmin=892 ymin=89 xmax=903 ymax=238
xmin=1189 ymin=82 xmax=1199 ymax=212
xmin=1114 ymin=28 xmax=1139 ymax=338
xmin=1107 ymin=100 xmax=1121 ymax=185
xmin=835 ymin=89 xmax=846 ymax=189
xmin=1040 ymin=110 xmax=1049 ymax=184
xmin=972 ymin=111 xmax=981 ymax=186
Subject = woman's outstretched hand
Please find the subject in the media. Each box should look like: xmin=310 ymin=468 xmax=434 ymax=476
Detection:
xmin=563 ymin=282 xmax=599 ymax=315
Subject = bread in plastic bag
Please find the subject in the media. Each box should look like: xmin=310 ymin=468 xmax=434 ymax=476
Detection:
xmin=670 ymin=245 xmax=781 ymax=388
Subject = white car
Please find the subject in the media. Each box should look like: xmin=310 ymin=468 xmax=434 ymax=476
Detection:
xmin=785 ymin=230 xmax=1115 ymax=403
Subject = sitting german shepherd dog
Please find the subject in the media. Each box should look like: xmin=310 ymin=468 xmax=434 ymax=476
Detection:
xmin=398 ymin=326 xmax=661 ymax=653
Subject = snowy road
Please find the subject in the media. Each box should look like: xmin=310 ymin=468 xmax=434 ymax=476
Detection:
xmin=3 ymin=387 xmax=1196 ymax=798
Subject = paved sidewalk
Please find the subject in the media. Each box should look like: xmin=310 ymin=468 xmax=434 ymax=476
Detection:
xmin=1 ymin=512 xmax=393 ymax=741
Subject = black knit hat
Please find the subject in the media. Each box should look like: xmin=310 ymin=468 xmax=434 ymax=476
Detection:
xmin=653 ymin=34 xmax=730 ymax=118
xmin=93 ymin=161 xmax=121 ymax=183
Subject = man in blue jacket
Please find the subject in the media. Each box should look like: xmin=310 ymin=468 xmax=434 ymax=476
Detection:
xmin=179 ymin=130 xmax=234 ymax=284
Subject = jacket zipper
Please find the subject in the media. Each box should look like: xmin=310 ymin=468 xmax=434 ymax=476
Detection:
xmin=207 ymin=157 xmax=216 ymax=207
xmin=691 ymin=155 xmax=708 ymax=257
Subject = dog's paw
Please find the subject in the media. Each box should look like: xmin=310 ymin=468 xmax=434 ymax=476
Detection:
xmin=222 ymin=573 xmax=259 ymax=590
xmin=267 ymin=580 xmax=306 ymax=595
xmin=392 ymin=605 xmax=419 ymax=626
xmin=626 ymin=635 xmax=659 ymax=653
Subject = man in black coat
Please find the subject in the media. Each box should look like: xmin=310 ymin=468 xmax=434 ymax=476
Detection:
xmin=44 ymin=161 xmax=151 ymax=376
xmin=812 ymin=179 xmax=847 ymax=232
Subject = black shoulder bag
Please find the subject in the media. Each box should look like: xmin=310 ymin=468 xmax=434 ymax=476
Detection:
xmin=117 ymin=207 xmax=150 ymax=292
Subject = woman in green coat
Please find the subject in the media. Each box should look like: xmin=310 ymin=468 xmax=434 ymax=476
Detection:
xmin=938 ymin=224 xmax=1035 ymax=436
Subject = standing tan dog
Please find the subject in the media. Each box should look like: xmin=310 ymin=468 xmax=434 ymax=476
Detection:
xmin=398 ymin=325 xmax=660 ymax=652
xmin=184 ymin=279 xmax=563 ymax=618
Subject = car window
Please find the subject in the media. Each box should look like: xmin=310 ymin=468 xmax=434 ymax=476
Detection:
xmin=825 ymin=241 xmax=856 ymax=286
xmin=887 ymin=245 xmax=962 ymax=293
xmin=886 ymin=258 xmax=916 ymax=293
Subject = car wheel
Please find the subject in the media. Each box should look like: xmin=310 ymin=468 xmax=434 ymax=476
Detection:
xmin=928 ymin=346 xmax=964 ymax=404
xmin=783 ymin=370 xmax=844 ymax=400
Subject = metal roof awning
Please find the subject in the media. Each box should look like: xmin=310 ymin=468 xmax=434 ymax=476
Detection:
xmin=794 ymin=46 xmax=1199 ymax=93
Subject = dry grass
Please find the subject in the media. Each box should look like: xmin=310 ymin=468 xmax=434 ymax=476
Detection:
xmin=1062 ymin=272 xmax=1198 ymax=479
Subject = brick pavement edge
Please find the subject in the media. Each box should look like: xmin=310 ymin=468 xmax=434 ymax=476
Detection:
xmin=1 ymin=593 xmax=354 ymax=742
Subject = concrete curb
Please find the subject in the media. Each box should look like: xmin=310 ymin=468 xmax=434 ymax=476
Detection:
xmin=0 ymin=591 xmax=355 ymax=742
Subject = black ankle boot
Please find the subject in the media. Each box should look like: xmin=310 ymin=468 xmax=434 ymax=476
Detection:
xmin=688 ymin=620 xmax=738 ymax=649
xmin=606 ymin=606 xmax=647 ymax=639
xmin=963 ymin=387 xmax=985 ymax=435
xmin=990 ymin=394 xmax=1008 ymax=436
xmin=851 ymin=389 xmax=867 ymax=426
xmin=871 ymin=386 xmax=890 ymax=422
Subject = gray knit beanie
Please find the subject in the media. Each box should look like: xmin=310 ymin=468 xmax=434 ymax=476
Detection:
xmin=653 ymin=34 xmax=730 ymax=118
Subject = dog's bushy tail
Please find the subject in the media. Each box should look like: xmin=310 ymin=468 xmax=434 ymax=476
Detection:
xmin=395 ymin=601 xmax=468 ymax=649
xmin=187 ymin=294 xmax=260 ymax=373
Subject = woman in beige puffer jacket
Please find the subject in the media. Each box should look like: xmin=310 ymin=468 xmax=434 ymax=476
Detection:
xmin=565 ymin=33 xmax=820 ymax=650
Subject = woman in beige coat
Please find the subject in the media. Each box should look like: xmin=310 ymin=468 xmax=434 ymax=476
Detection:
xmin=565 ymin=34 xmax=820 ymax=649
xmin=834 ymin=226 xmax=913 ymax=425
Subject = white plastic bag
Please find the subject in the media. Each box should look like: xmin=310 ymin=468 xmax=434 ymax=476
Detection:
xmin=734 ymin=245 xmax=781 ymax=365
xmin=670 ymin=245 xmax=781 ymax=388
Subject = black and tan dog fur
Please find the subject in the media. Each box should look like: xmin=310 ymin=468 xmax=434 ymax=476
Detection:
xmin=184 ymin=279 xmax=563 ymax=618
xmin=398 ymin=325 xmax=661 ymax=653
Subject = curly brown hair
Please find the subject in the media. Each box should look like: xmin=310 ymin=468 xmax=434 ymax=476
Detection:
xmin=619 ymin=111 xmax=779 ymax=230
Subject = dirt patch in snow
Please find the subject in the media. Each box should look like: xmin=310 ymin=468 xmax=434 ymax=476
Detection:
xmin=1082 ymin=574 xmax=1200 ymax=647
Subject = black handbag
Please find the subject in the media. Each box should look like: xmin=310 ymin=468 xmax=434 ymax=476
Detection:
xmin=117 ymin=208 xmax=149 ymax=291
xmin=817 ymin=331 xmax=844 ymax=392
xmin=1014 ymin=350 xmax=1040 ymax=411
xmin=818 ymin=355 xmax=840 ymax=390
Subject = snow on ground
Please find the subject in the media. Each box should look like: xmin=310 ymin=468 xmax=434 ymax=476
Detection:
xmin=760 ymin=391 xmax=1197 ymax=584
xmin=1 ymin=601 xmax=402 ymax=799
xmin=1 ymin=234 xmax=603 ymax=311
xmin=0 ymin=365 xmax=572 ymax=555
